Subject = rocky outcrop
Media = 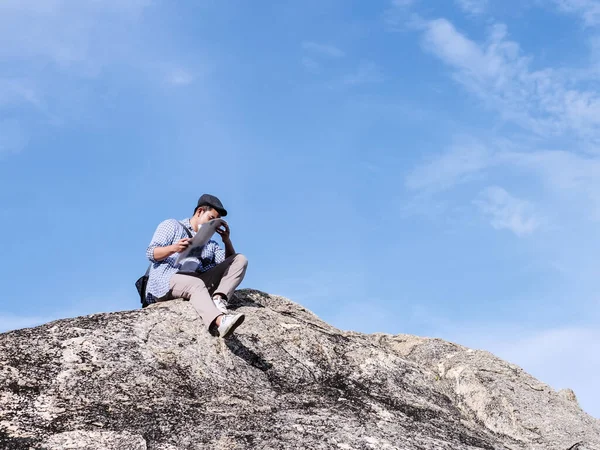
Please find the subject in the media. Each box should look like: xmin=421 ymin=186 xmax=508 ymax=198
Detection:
xmin=0 ymin=289 xmax=598 ymax=450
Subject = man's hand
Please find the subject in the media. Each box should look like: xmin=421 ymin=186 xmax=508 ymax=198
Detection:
xmin=171 ymin=238 xmax=191 ymax=253
xmin=216 ymin=222 xmax=231 ymax=243
xmin=153 ymin=238 xmax=191 ymax=262
xmin=217 ymin=222 xmax=236 ymax=258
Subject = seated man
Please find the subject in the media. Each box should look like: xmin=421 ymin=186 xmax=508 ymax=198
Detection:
xmin=145 ymin=194 xmax=248 ymax=338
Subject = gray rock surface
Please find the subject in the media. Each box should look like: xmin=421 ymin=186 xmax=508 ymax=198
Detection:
xmin=0 ymin=289 xmax=598 ymax=450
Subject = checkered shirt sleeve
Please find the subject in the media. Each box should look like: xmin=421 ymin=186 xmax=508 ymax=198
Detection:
xmin=146 ymin=219 xmax=179 ymax=263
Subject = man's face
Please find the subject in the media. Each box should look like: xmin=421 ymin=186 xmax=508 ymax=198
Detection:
xmin=198 ymin=207 xmax=220 ymax=225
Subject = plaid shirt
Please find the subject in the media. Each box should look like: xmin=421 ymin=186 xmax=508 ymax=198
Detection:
xmin=145 ymin=218 xmax=225 ymax=304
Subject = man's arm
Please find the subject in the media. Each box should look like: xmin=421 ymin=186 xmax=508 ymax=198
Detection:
xmin=216 ymin=222 xmax=235 ymax=258
xmin=146 ymin=220 xmax=190 ymax=263
xmin=223 ymin=238 xmax=235 ymax=259
xmin=153 ymin=239 xmax=191 ymax=261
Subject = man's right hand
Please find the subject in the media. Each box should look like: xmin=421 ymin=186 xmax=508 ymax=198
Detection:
xmin=171 ymin=238 xmax=191 ymax=254
xmin=153 ymin=238 xmax=192 ymax=262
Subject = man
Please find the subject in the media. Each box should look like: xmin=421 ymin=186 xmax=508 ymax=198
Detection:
xmin=145 ymin=194 xmax=248 ymax=338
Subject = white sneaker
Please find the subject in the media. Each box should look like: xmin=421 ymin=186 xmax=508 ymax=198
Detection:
xmin=217 ymin=314 xmax=245 ymax=338
xmin=213 ymin=295 xmax=229 ymax=314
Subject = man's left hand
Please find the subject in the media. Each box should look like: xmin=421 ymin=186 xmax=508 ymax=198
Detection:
xmin=216 ymin=221 xmax=231 ymax=243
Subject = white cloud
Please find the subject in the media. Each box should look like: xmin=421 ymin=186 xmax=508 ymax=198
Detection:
xmin=301 ymin=42 xmax=345 ymax=75
xmin=300 ymin=38 xmax=381 ymax=86
xmin=301 ymin=42 xmax=383 ymax=86
xmin=455 ymin=0 xmax=489 ymax=16
xmin=167 ymin=68 xmax=194 ymax=86
xmin=385 ymin=0 xmax=422 ymax=31
xmin=495 ymin=148 xmax=600 ymax=222
xmin=406 ymin=135 xmax=600 ymax=220
xmin=0 ymin=0 xmax=151 ymax=69
xmin=0 ymin=79 xmax=41 ymax=108
xmin=0 ymin=120 xmax=28 ymax=155
xmin=0 ymin=0 xmax=156 ymax=154
xmin=405 ymin=137 xmax=492 ymax=192
xmin=392 ymin=0 xmax=417 ymax=6
xmin=553 ymin=0 xmax=600 ymax=26
xmin=302 ymin=42 xmax=345 ymax=58
xmin=474 ymin=186 xmax=541 ymax=236
xmin=342 ymin=61 xmax=384 ymax=86
xmin=420 ymin=19 xmax=600 ymax=142
xmin=302 ymin=57 xmax=321 ymax=73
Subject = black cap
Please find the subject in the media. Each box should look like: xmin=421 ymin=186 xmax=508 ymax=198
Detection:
xmin=197 ymin=194 xmax=228 ymax=217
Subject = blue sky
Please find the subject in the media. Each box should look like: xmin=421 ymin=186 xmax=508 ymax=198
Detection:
xmin=1 ymin=0 xmax=599 ymax=417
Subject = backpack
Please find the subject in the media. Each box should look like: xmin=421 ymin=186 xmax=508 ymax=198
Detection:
xmin=136 ymin=221 xmax=193 ymax=308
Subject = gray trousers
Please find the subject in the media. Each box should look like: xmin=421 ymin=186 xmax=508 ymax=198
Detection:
xmin=164 ymin=253 xmax=248 ymax=330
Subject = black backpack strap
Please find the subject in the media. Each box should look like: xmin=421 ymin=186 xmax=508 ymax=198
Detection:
xmin=178 ymin=221 xmax=193 ymax=239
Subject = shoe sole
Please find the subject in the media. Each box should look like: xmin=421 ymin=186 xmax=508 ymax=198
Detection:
xmin=220 ymin=314 xmax=245 ymax=339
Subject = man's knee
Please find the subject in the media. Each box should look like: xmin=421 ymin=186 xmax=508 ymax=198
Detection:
xmin=234 ymin=253 xmax=248 ymax=268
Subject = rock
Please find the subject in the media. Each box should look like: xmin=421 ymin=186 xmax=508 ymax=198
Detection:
xmin=559 ymin=388 xmax=579 ymax=405
xmin=0 ymin=289 xmax=598 ymax=450
xmin=43 ymin=431 xmax=147 ymax=449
